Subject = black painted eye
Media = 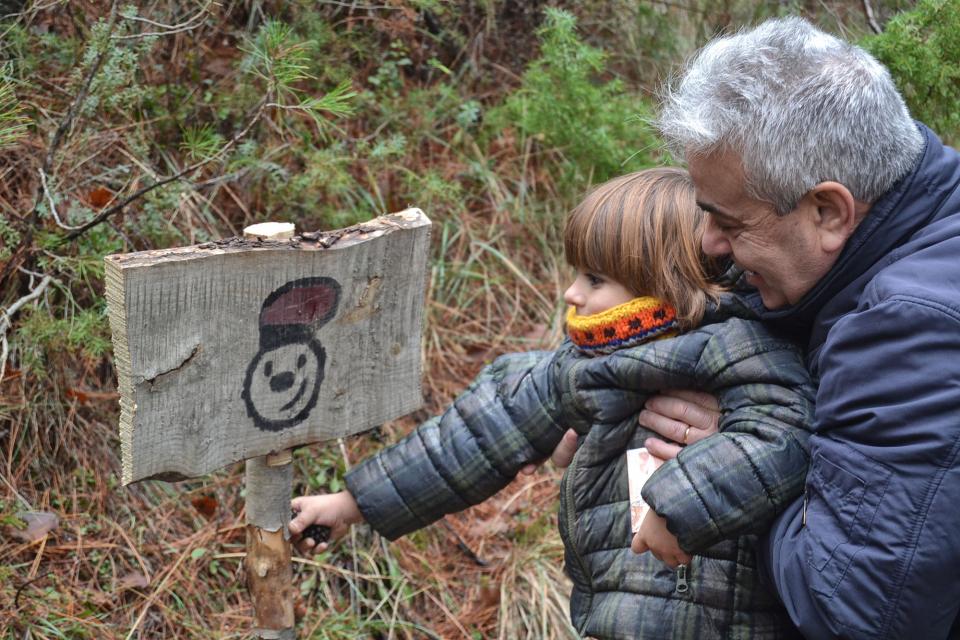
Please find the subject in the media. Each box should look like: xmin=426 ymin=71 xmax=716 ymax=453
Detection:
xmin=297 ymin=353 xmax=307 ymax=368
xmin=264 ymin=360 xmax=273 ymax=377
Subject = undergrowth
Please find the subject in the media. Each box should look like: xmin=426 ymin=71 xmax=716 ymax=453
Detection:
xmin=0 ymin=1 xmax=954 ymax=638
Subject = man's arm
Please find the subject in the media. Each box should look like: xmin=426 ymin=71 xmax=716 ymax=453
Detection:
xmin=639 ymin=321 xmax=815 ymax=553
xmin=762 ymin=299 xmax=960 ymax=639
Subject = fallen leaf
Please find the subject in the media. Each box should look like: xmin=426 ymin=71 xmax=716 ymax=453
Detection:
xmin=116 ymin=571 xmax=149 ymax=591
xmin=6 ymin=511 xmax=59 ymax=542
xmin=87 ymin=186 xmax=114 ymax=209
xmin=477 ymin=580 xmax=501 ymax=608
xmin=191 ymin=495 xmax=218 ymax=519
xmin=65 ymin=388 xmax=90 ymax=403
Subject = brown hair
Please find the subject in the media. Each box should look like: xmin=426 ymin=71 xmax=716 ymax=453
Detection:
xmin=563 ymin=167 xmax=725 ymax=329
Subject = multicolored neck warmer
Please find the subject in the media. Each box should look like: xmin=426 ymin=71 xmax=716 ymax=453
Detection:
xmin=565 ymin=297 xmax=679 ymax=355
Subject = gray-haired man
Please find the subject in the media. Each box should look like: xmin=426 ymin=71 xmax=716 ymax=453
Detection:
xmin=627 ymin=16 xmax=960 ymax=639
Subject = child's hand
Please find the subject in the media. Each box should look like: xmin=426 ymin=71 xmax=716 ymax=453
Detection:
xmin=289 ymin=491 xmax=364 ymax=554
xmin=630 ymin=510 xmax=691 ymax=568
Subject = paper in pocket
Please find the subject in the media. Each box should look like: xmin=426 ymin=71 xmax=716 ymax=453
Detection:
xmin=627 ymin=447 xmax=664 ymax=533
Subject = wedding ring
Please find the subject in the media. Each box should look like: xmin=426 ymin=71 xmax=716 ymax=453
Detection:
xmin=683 ymin=426 xmax=691 ymax=444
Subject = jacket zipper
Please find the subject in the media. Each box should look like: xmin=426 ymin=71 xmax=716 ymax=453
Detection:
xmin=675 ymin=563 xmax=689 ymax=594
xmin=561 ymin=445 xmax=593 ymax=592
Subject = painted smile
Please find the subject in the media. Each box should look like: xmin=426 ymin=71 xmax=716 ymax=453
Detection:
xmin=279 ymin=378 xmax=308 ymax=412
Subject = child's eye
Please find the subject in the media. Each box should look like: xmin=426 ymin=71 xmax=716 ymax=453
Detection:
xmin=585 ymin=273 xmax=604 ymax=287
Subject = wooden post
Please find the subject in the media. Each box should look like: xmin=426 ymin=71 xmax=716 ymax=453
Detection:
xmin=243 ymin=222 xmax=296 ymax=639
xmin=103 ymin=209 xmax=431 ymax=637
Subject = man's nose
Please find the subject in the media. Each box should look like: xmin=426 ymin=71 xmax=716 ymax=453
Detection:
xmin=701 ymin=216 xmax=731 ymax=257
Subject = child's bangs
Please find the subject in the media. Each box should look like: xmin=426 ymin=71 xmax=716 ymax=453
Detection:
xmin=563 ymin=189 xmax=630 ymax=281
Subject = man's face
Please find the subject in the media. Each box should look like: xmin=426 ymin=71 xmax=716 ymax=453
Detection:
xmin=687 ymin=151 xmax=840 ymax=310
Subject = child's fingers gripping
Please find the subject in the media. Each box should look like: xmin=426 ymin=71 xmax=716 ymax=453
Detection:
xmin=289 ymin=497 xmax=319 ymax=535
xmin=294 ymin=535 xmax=317 ymax=555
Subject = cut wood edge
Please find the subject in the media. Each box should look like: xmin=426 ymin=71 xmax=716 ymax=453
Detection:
xmin=105 ymin=257 xmax=136 ymax=485
xmin=243 ymin=222 xmax=295 ymax=240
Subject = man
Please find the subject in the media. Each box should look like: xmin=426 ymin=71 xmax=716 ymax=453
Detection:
xmin=626 ymin=16 xmax=960 ymax=640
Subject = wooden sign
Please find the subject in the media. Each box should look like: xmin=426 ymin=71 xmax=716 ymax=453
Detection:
xmin=105 ymin=209 xmax=431 ymax=485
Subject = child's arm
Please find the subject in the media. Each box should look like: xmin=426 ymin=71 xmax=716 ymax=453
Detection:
xmin=340 ymin=349 xmax=572 ymax=542
xmin=289 ymin=491 xmax=363 ymax=552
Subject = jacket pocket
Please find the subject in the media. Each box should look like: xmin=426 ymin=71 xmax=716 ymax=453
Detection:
xmin=803 ymin=444 xmax=891 ymax=598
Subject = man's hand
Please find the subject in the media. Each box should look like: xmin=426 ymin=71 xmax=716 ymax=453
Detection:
xmin=519 ymin=428 xmax=579 ymax=475
xmin=639 ymin=390 xmax=721 ymax=459
xmin=631 ymin=509 xmax=691 ymax=568
xmin=289 ymin=491 xmax=364 ymax=554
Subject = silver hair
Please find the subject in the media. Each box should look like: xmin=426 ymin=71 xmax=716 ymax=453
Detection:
xmin=658 ymin=16 xmax=924 ymax=214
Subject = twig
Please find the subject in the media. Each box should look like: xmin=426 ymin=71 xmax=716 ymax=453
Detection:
xmin=38 ymin=168 xmax=84 ymax=231
xmin=439 ymin=519 xmax=488 ymax=566
xmin=863 ymin=0 xmax=882 ymax=34
xmin=63 ymin=97 xmax=270 ymax=241
xmin=0 ymin=0 xmax=120 ymax=289
xmin=120 ymin=0 xmax=214 ymax=29
xmin=113 ymin=0 xmax=216 ymax=40
xmin=0 ymin=274 xmax=54 ymax=383
xmin=40 ymin=1 xmax=119 ymax=183
xmin=14 ymin=571 xmax=50 ymax=608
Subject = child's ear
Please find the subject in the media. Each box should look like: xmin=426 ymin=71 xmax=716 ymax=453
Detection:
xmin=806 ymin=182 xmax=861 ymax=254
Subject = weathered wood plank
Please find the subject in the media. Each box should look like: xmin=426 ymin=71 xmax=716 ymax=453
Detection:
xmin=106 ymin=209 xmax=431 ymax=484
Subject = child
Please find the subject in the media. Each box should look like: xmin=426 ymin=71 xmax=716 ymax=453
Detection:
xmin=290 ymin=168 xmax=812 ymax=639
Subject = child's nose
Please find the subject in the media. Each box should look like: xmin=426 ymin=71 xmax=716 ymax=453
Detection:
xmin=563 ymin=284 xmax=582 ymax=307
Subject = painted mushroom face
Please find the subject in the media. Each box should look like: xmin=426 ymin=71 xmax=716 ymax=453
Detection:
xmin=242 ymin=276 xmax=341 ymax=432
xmin=243 ymin=340 xmax=325 ymax=431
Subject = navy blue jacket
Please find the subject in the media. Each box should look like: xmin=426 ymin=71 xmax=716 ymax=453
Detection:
xmin=755 ymin=124 xmax=960 ymax=639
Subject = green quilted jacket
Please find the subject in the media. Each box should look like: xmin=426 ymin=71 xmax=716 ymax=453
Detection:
xmin=346 ymin=295 xmax=814 ymax=639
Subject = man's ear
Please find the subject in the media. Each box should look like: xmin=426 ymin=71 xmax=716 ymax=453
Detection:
xmin=805 ymin=182 xmax=864 ymax=253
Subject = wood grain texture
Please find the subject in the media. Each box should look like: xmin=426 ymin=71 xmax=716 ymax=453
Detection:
xmin=106 ymin=209 xmax=431 ymax=484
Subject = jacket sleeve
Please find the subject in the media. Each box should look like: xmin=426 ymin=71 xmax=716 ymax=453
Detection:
xmin=760 ymin=298 xmax=960 ymax=640
xmin=640 ymin=318 xmax=815 ymax=553
xmin=344 ymin=350 xmax=568 ymax=541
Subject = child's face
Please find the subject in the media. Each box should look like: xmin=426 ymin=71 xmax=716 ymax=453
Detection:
xmin=564 ymin=271 xmax=635 ymax=316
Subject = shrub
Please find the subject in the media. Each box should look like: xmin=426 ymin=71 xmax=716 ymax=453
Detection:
xmin=863 ymin=0 xmax=960 ymax=145
xmin=490 ymin=8 xmax=659 ymax=186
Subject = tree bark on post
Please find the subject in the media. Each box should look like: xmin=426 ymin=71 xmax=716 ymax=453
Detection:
xmin=245 ymin=453 xmax=295 ymax=639
xmin=244 ymin=222 xmax=296 ymax=639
